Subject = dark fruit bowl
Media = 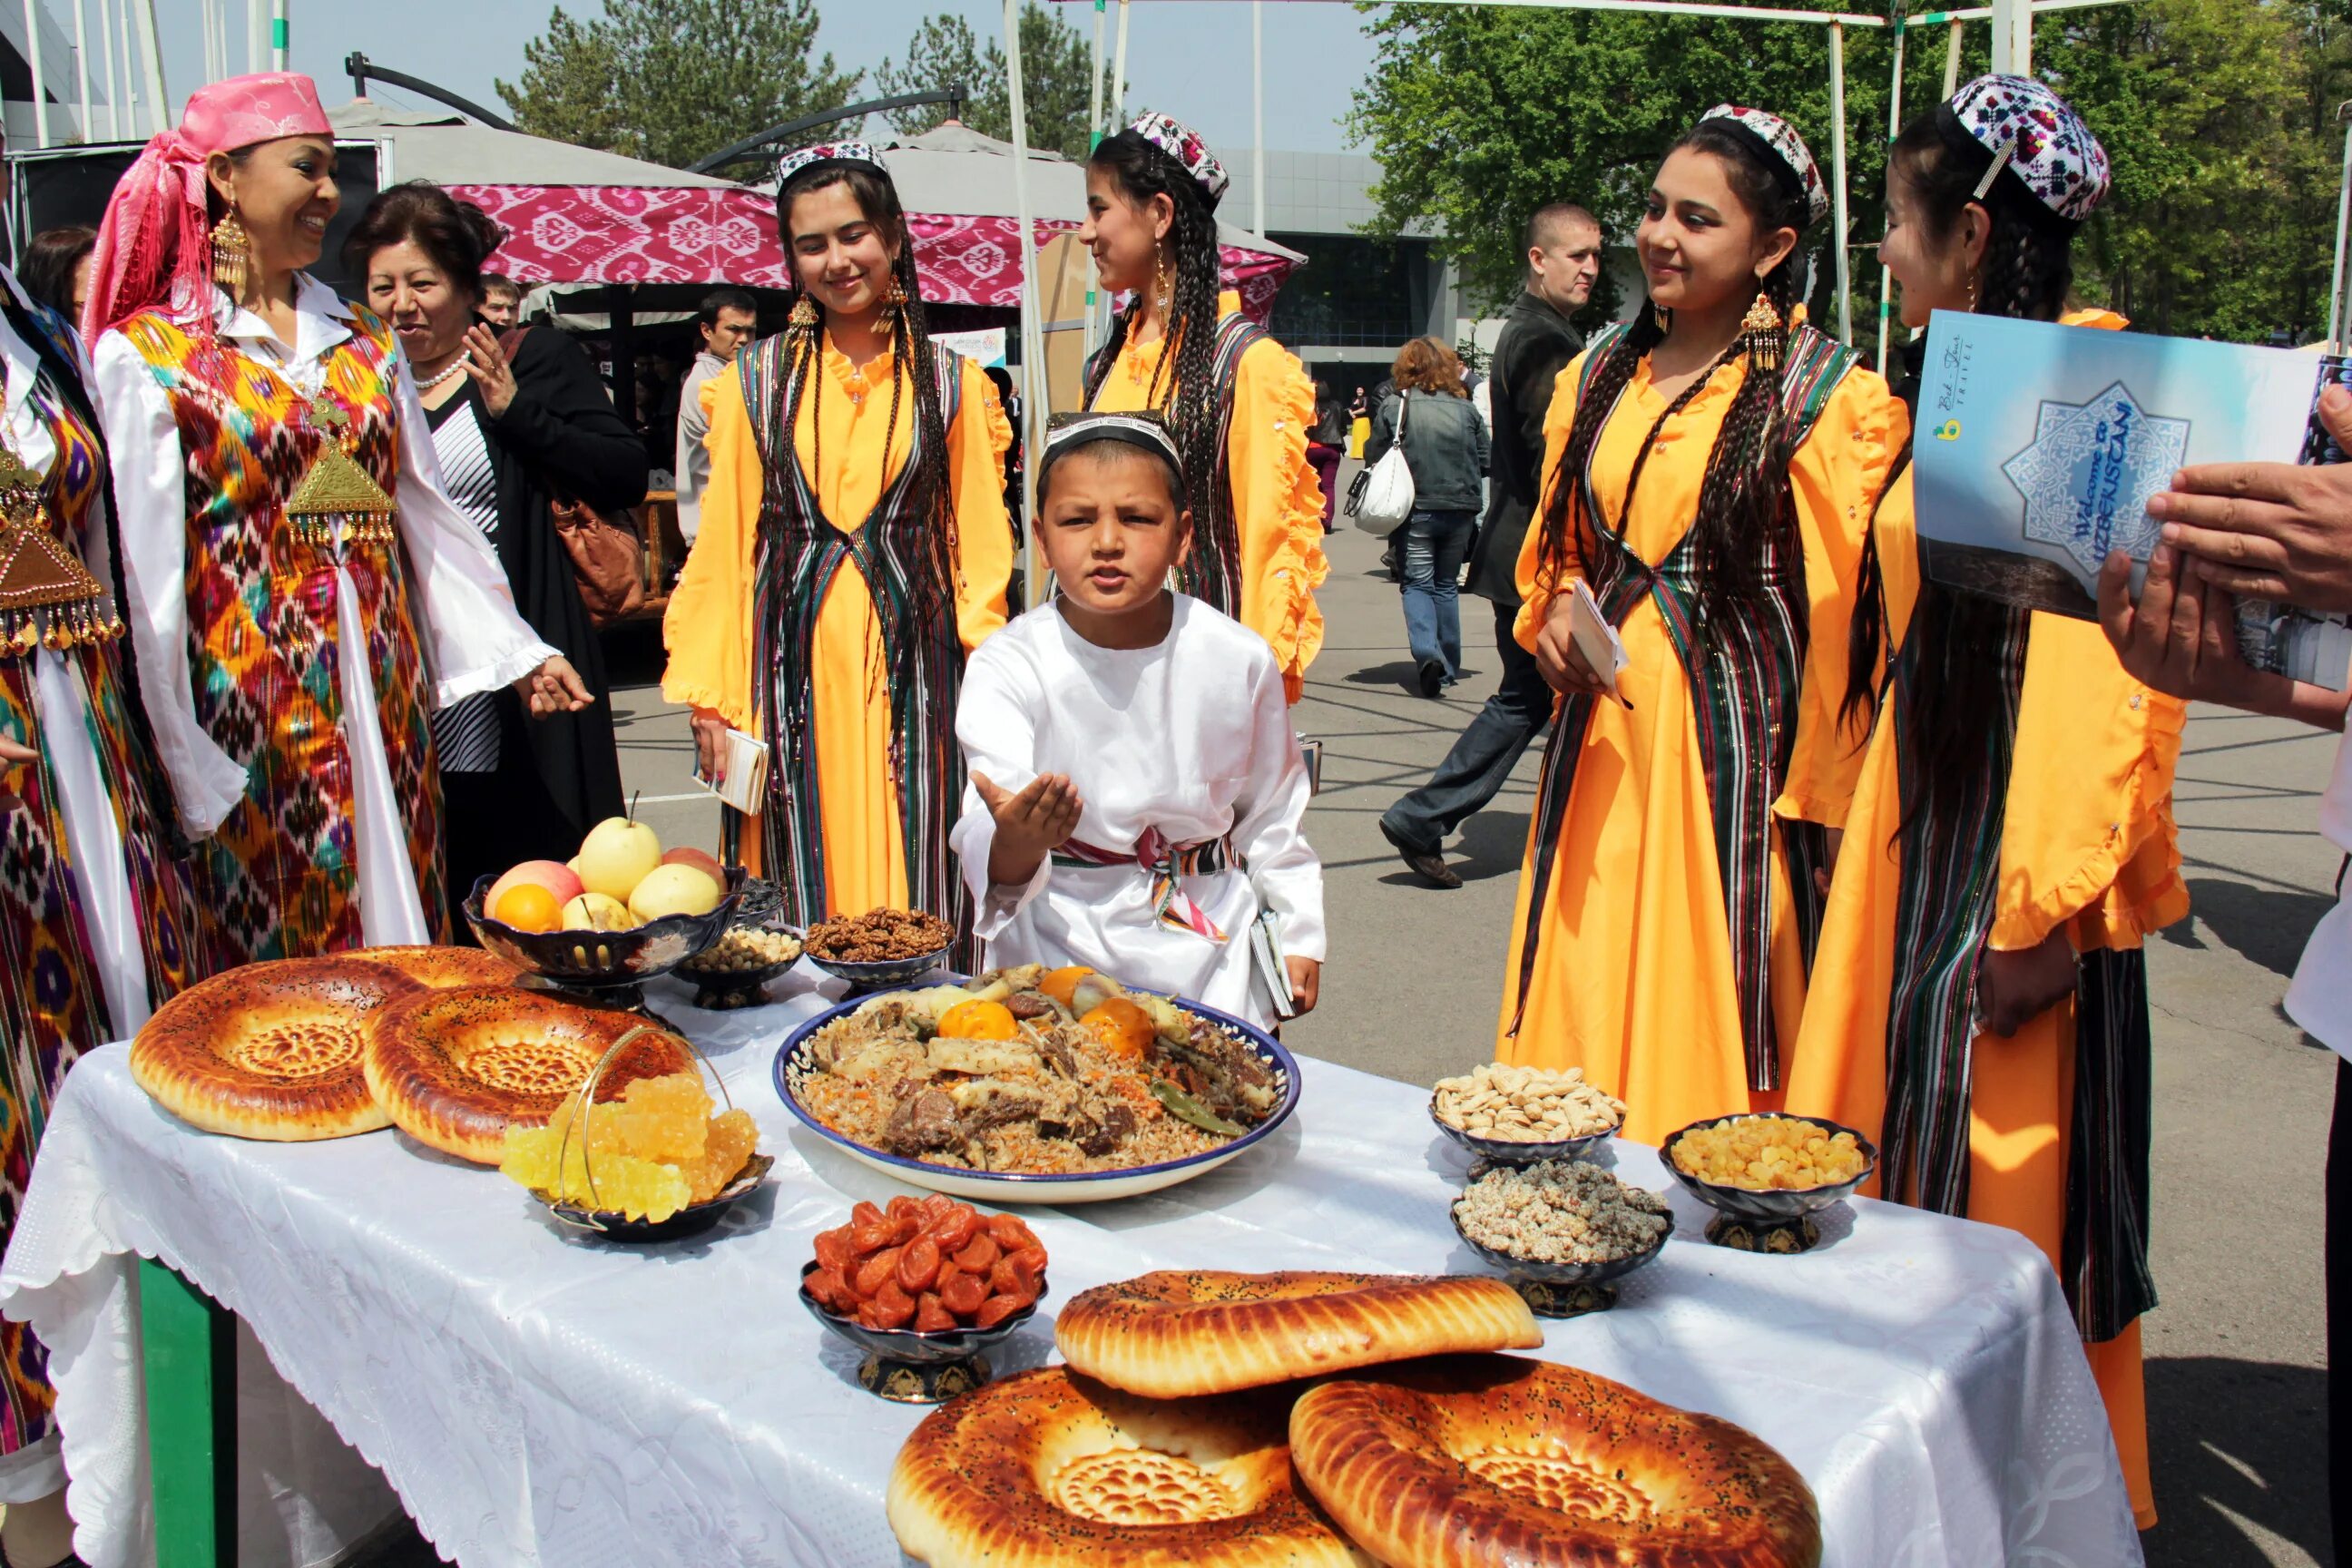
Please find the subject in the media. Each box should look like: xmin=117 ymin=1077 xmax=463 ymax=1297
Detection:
xmin=1657 ymin=1112 xmax=1880 ymax=1224
xmin=799 ymin=943 xmax=955 ymax=996
xmin=539 ymin=1152 xmax=774 ymax=1243
xmin=463 ymin=869 xmax=746 ymax=989
xmin=1427 ymin=1095 xmax=1619 ymax=1168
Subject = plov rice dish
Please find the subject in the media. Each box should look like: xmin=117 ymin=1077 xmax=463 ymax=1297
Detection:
xmin=788 ymin=965 xmax=1283 ymax=1174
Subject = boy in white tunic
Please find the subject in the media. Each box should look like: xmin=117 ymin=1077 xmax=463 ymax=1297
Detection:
xmin=951 ymin=412 xmax=1325 ymax=1030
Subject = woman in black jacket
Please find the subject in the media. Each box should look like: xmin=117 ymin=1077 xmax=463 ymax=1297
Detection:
xmin=1366 ymin=337 xmax=1490 ymax=697
xmin=344 ymin=183 xmax=640 ymax=933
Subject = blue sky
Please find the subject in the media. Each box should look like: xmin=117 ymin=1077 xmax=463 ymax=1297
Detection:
xmin=128 ymin=1 xmax=1379 ymax=154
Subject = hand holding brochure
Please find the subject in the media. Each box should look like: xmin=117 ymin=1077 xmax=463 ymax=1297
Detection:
xmin=691 ymin=726 xmax=770 ymax=815
xmin=1910 ymin=309 xmax=2352 ymax=689
xmin=1568 ymin=579 xmax=1632 ymax=708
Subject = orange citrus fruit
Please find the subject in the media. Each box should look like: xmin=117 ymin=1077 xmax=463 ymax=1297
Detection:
xmin=1081 ymin=997 xmax=1154 ymax=1062
xmin=936 ymin=999 xmax=1021 ymax=1042
xmin=492 ymin=882 xmax=563 ymax=933
xmin=1039 ymin=965 xmax=1094 ymax=1012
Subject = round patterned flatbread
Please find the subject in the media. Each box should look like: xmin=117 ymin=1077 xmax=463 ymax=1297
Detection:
xmin=347 ymin=945 xmax=520 ymax=991
xmin=362 ymin=986 xmax=694 ymax=1164
xmin=131 ymin=957 xmax=416 ymax=1141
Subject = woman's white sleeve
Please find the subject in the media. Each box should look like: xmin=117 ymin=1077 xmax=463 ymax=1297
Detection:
xmin=92 ymin=331 xmax=250 ymax=838
xmin=389 ymin=354 xmax=555 ymax=709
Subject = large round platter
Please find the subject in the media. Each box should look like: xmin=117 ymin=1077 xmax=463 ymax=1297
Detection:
xmin=773 ymin=989 xmax=1300 ymax=1204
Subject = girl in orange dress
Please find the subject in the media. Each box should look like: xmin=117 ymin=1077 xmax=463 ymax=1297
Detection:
xmin=663 ymin=144 xmax=1012 ymax=954
xmin=1784 ymin=78 xmax=2175 ymax=1525
xmin=1497 ymin=106 xmax=1899 ymax=1142
xmin=1077 ymin=113 xmax=1327 ymax=701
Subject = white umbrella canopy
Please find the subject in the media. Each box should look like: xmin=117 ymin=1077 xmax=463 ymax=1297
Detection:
xmin=328 ymin=101 xmax=747 ymax=191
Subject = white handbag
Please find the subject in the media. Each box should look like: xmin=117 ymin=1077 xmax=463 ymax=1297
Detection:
xmin=1348 ymin=391 xmax=1417 ymax=534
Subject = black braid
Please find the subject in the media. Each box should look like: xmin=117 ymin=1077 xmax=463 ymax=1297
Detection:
xmin=1083 ymin=130 xmax=1224 ymax=551
xmin=1843 ymin=113 xmax=2082 ymax=790
xmin=1536 ymin=119 xmax=1808 ymax=623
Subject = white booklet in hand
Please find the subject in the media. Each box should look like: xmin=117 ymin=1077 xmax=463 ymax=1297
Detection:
xmin=1569 ymin=579 xmax=1632 ymax=708
xmin=1250 ymin=907 xmax=1298 ymax=1022
xmin=692 ymin=726 xmax=770 ymax=816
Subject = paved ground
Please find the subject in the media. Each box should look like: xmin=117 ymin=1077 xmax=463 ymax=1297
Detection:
xmin=372 ymin=516 xmax=2340 ymax=1564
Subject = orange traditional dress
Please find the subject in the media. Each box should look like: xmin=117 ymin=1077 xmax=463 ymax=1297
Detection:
xmin=1783 ymin=310 xmax=2178 ymax=1525
xmin=662 ymin=332 xmax=1013 ymax=948
xmin=1495 ymin=325 xmax=1900 ymax=1144
xmin=1083 ymin=291 xmax=1328 ymax=701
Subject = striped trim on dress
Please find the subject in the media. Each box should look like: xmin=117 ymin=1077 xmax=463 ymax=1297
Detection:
xmin=426 ymin=394 xmax=503 ymax=774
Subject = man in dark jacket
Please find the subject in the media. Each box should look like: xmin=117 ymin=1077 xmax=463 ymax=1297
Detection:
xmin=1381 ymin=202 xmax=1602 ymax=887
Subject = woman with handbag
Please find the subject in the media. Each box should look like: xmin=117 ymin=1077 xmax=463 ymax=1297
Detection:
xmin=87 ymin=74 xmax=592 ymax=975
xmin=1364 ymin=338 xmax=1489 ymax=697
xmin=345 ymin=181 xmax=639 ymax=935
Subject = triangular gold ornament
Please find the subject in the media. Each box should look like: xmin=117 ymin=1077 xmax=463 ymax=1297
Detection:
xmin=0 ymin=445 xmax=117 ymax=660
xmin=284 ymin=397 xmax=397 ymax=546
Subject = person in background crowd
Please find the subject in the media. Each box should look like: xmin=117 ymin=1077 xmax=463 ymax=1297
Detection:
xmin=86 ymin=73 xmax=589 ymax=975
xmin=1786 ymin=77 xmax=2167 ymax=1526
xmin=0 ymin=258 xmax=195 ymax=1568
xmin=662 ymin=143 xmax=1013 ymax=960
xmin=477 ymin=270 xmax=520 ymax=328
xmin=983 ymin=363 xmax=1024 ymax=546
xmin=1307 ymin=377 xmax=1346 ymax=532
xmin=633 ymin=343 xmax=683 ymax=473
xmin=347 ymin=181 xmax=640 ymax=940
xmin=1381 ymin=203 xmax=1600 ymax=887
xmin=17 ymin=226 xmax=93 ymax=326
xmin=1500 ymin=105 xmax=1898 ymax=1145
xmin=1078 ymin=111 xmax=1328 ymax=702
xmin=1365 ymin=338 xmax=1488 ymax=699
xmin=675 ymin=286 xmax=757 ymax=546
xmin=2096 ymin=403 xmax=2352 ymax=1554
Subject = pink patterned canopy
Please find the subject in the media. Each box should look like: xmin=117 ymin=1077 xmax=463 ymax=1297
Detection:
xmin=444 ymin=183 xmax=1294 ymax=323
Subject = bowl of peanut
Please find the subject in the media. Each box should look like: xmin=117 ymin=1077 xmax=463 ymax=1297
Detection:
xmin=1428 ymin=1063 xmax=1625 ymax=1168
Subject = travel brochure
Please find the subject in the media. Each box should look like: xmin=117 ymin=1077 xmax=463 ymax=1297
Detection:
xmin=1911 ymin=311 xmax=2352 ymax=689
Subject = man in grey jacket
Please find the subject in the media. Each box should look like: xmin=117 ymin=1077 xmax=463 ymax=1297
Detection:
xmin=1381 ymin=204 xmax=1601 ymax=887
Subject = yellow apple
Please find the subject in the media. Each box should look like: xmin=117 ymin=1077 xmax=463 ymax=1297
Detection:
xmin=561 ymin=892 xmax=641 ymax=932
xmin=629 ymin=863 xmax=723 ymax=922
xmin=573 ymin=816 xmax=663 ymax=901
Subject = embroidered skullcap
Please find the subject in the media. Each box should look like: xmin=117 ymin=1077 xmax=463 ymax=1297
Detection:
xmin=775 ymin=142 xmax=890 ymax=188
xmin=1126 ymin=112 xmax=1230 ymax=210
xmin=83 ymin=71 xmax=333 ymax=342
xmin=1040 ymin=410 xmax=1185 ymax=485
xmin=1695 ymin=104 xmax=1830 ymax=228
xmin=1937 ymin=74 xmax=2111 ymax=227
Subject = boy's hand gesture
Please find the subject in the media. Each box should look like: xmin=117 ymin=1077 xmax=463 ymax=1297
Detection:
xmin=975 ymin=771 xmax=1083 ymax=887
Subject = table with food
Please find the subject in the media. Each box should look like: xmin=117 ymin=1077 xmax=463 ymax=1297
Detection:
xmin=0 ymin=819 xmax=2142 ymax=1567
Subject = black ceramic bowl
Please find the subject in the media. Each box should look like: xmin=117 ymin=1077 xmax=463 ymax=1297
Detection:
xmin=799 ymin=1259 xmax=1046 ymax=1401
xmin=799 ymin=939 xmax=954 ymax=996
xmin=1427 ymin=1095 xmax=1619 ymax=1168
xmin=539 ymin=1152 xmax=774 ymax=1243
xmin=463 ymin=868 xmax=746 ymax=989
xmin=1449 ymin=1199 xmax=1671 ymax=1291
xmin=1657 ymin=1112 xmax=1880 ymax=1224
xmin=673 ymin=923 xmax=804 ymax=1009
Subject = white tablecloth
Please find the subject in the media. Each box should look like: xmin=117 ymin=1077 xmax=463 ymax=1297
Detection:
xmin=0 ymin=972 xmax=2143 ymax=1568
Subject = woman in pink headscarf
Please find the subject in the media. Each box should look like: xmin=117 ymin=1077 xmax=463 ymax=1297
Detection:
xmin=87 ymin=74 xmax=592 ymax=975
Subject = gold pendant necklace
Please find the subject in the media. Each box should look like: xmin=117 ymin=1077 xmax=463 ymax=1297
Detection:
xmin=0 ymin=444 xmax=120 ymax=657
xmin=283 ymin=397 xmax=397 ymax=548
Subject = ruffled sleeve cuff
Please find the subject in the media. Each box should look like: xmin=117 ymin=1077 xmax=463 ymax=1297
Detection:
xmin=435 ymin=637 xmax=559 ymax=711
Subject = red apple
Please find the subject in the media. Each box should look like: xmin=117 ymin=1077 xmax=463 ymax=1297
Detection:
xmin=486 ymin=859 xmax=583 ymax=912
xmin=662 ymin=847 xmax=727 ymax=883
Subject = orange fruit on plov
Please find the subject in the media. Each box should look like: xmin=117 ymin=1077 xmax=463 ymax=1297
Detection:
xmin=936 ymin=999 xmax=1021 ymax=1042
xmin=492 ymin=882 xmax=564 ymax=933
xmin=1038 ymin=965 xmax=1094 ymax=1012
xmin=1081 ymin=997 xmax=1154 ymax=1062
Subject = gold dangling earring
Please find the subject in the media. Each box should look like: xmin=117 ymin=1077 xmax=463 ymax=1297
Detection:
xmin=1153 ymin=247 xmax=1174 ymax=316
xmin=883 ymin=272 xmax=908 ymax=329
xmin=211 ymin=203 xmax=250 ymax=297
xmin=1965 ymin=270 xmax=1980 ymax=313
xmin=789 ymin=293 xmax=819 ymax=335
xmin=1739 ymin=285 xmax=1784 ymax=373
xmin=1649 ymin=301 xmax=1672 ymax=335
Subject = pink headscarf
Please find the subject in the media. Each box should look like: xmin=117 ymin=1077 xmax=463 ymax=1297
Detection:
xmin=82 ymin=71 xmax=332 ymax=343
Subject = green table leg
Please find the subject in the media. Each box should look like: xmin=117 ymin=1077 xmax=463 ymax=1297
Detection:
xmin=139 ymin=1259 xmax=236 ymax=1567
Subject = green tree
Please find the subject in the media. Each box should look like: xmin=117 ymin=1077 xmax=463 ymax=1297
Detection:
xmin=875 ymin=4 xmax=1117 ymax=160
xmin=1349 ymin=0 xmax=2342 ymax=346
xmin=499 ymin=0 xmax=863 ymax=171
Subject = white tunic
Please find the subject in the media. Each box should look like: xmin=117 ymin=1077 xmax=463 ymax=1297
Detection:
xmin=950 ymin=595 xmax=1326 ymax=1030
xmin=93 ymin=276 xmax=556 ymax=946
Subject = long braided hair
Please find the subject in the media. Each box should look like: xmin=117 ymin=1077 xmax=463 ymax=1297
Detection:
xmin=1535 ymin=120 xmax=1811 ymax=622
xmin=1843 ymin=113 xmax=2080 ymax=802
xmin=771 ymin=162 xmax=960 ymax=688
xmin=1082 ymin=129 xmax=1225 ymax=543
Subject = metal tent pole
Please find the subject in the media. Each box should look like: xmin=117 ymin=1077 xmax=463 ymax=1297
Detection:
xmin=1944 ymin=17 xmax=1963 ymax=93
xmin=270 ymin=0 xmax=287 ymax=69
xmin=24 ymin=0 xmax=51 ymax=147
xmin=1112 ymin=0 xmax=1131 ymax=122
xmin=1251 ymin=2 xmax=1266 ymax=238
xmin=74 ymin=0 xmax=91 ymax=142
xmin=1087 ymin=0 xmax=1105 ymax=354
xmin=2333 ymin=103 xmax=2352 ymax=351
xmin=93 ymin=0 xmax=113 ymax=136
xmin=132 ymin=0 xmax=168 ymax=134
xmin=1877 ymin=15 xmax=1906 ymax=376
xmin=1828 ymin=21 xmax=1848 ymax=342
xmin=1004 ymin=0 xmax=1046 ymax=606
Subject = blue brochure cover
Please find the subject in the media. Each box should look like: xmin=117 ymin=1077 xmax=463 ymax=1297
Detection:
xmin=1913 ymin=310 xmax=2352 ymax=686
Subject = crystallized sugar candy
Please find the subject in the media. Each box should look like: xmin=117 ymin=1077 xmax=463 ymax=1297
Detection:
xmin=498 ymin=1073 xmax=760 ymax=1220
